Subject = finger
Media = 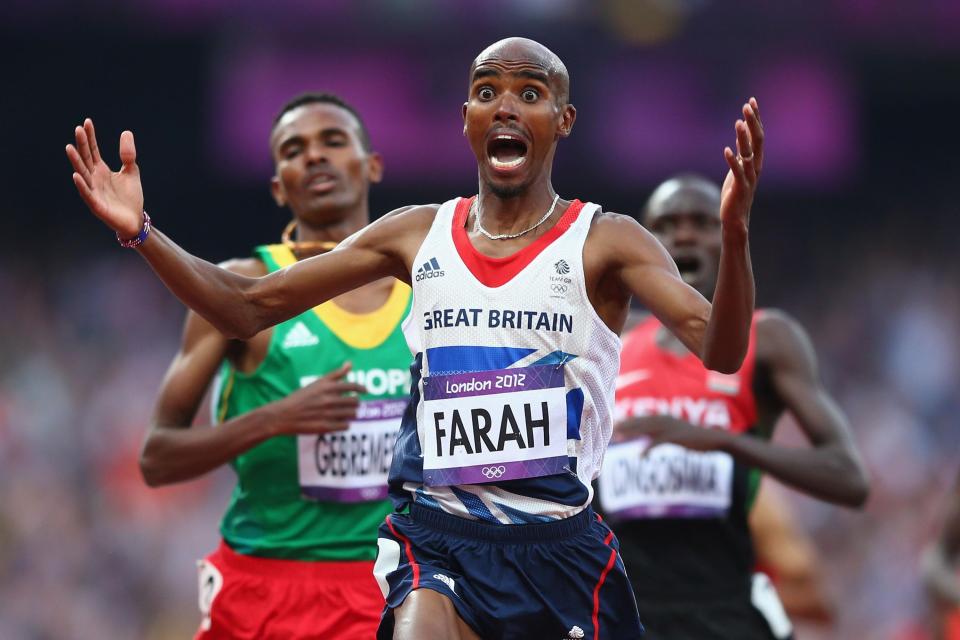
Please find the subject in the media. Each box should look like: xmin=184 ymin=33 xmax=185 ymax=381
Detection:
xmin=312 ymin=421 xmax=351 ymax=433
xmin=84 ymin=118 xmax=102 ymax=165
xmin=320 ymin=395 xmax=361 ymax=408
xmin=75 ymin=125 xmax=94 ymax=172
xmin=119 ymin=130 xmax=138 ymax=171
xmin=724 ymin=146 xmax=746 ymax=182
xmin=66 ymin=145 xmax=93 ymax=187
xmin=743 ymin=101 xmax=764 ymax=173
xmin=322 ymin=361 xmax=352 ymax=380
xmin=321 ymin=408 xmax=361 ymax=420
xmin=329 ymin=382 xmax=368 ymax=395
xmin=735 ymin=119 xmax=754 ymax=164
xmin=72 ymin=172 xmax=96 ymax=207
xmin=749 ymin=97 xmax=762 ymax=124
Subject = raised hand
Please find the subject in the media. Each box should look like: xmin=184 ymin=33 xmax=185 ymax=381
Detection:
xmin=274 ymin=362 xmax=368 ymax=435
xmin=65 ymin=118 xmax=145 ymax=239
xmin=720 ymin=97 xmax=764 ymax=233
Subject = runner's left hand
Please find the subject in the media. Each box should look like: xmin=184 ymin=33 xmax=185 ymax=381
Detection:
xmin=719 ymin=97 xmax=764 ymax=234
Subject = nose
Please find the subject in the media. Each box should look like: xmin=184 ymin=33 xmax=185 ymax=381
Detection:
xmin=671 ymin=220 xmax=698 ymax=246
xmin=304 ymin=140 xmax=328 ymax=164
xmin=494 ymin=93 xmax=520 ymax=123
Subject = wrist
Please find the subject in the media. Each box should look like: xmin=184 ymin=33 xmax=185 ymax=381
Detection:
xmin=257 ymin=401 xmax=289 ymax=438
xmin=721 ymin=220 xmax=749 ymax=243
xmin=117 ymin=211 xmax=152 ymax=248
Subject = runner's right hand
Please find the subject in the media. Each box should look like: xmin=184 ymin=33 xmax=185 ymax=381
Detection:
xmin=274 ymin=363 xmax=367 ymax=435
xmin=66 ymin=118 xmax=145 ymax=239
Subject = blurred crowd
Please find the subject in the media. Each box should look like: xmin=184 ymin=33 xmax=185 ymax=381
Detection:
xmin=2 ymin=219 xmax=958 ymax=638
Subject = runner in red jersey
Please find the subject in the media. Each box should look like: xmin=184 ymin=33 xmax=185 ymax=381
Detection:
xmin=596 ymin=174 xmax=870 ymax=640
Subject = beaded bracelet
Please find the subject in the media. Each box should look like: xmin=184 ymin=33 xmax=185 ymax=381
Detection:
xmin=117 ymin=211 xmax=152 ymax=248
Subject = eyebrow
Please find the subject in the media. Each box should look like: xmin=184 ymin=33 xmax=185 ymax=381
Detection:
xmin=472 ymin=66 xmax=550 ymax=85
xmin=277 ymin=127 xmax=349 ymax=148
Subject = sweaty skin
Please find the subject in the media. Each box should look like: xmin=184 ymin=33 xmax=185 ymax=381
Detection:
xmin=617 ymin=175 xmax=870 ymax=507
xmin=67 ymin=37 xmax=763 ymax=639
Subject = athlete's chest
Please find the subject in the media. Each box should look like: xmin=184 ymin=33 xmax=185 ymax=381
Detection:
xmin=616 ymin=325 xmax=757 ymax=432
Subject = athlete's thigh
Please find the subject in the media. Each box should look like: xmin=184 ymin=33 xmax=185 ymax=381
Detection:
xmin=392 ymin=589 xmax=481 ymax=640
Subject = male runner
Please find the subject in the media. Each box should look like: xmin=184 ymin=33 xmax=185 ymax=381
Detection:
xmin=67 ymin=38 xmax=764 ymax=640
xmin=921 ymin=471 xmax=960 ymax=639
xmin=596 ymin=174 xmax=869 ymax=639
xmin=137 ymin=93 xmax=413 ymax=638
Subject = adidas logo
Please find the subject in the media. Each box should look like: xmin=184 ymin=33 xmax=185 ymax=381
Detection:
xmin=282 ymin=321 xmax=319 ymax=348
xmin=567 ymin=626 xmax=585 ymax=639
xmin=415 ymin=257 xmax=445 ymax=281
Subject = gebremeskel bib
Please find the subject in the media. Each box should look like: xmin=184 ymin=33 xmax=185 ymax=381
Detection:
xmin=298 ymin=397 xmax=407 ymax=502
xmin=389 ymin=196 xmax=622 ymax=525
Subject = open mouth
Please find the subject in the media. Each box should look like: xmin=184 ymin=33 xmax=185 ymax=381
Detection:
xmin=305 ymin=172 xmax=337 ymax=194
xmin=486 ymin=133 xmax=528 ymax=172
xmin=673 ymin=255 xmax=702 ymax=284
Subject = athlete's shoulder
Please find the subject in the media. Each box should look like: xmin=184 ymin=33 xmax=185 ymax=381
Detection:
xmin=381 ymin=203 xmax=442 ymax=221
xmin=364 ymin=203 xmax=442 ymax=239
xmin=585 ymin=209 xmax=666 ymax=262
xmin=588 ymin=208 xmax=655 ymax=239
xmin=754 ymin=308 xmax=817 ymax=367
xmin=219 ymin=256 xmax=268 ymax=278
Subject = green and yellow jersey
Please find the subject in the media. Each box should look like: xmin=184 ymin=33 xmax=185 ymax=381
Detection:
xmin=213 ymin=244 xmax=412 ymax=561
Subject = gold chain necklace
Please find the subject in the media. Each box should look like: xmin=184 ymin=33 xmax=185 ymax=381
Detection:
xmin=472 ymin=194 xmax=561 ymax=241
xmin=281 ymin=220 xmax=339 ymax=255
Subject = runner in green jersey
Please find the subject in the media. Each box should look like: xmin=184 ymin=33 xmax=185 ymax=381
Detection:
xmin=137 ymin=93 xmax=413 ymax=639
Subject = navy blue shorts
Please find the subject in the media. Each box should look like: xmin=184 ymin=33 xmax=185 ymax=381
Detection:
xmin=373 ymin=504 xmax=644 ymax=640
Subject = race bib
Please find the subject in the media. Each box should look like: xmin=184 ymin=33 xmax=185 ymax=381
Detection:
xmin=297 ymin=398 xmax=406 ymax=502
xmin=421 ymin=364 xmax=569 ymax=486
xmin=598 ymin=439 xmax=733 ymax=519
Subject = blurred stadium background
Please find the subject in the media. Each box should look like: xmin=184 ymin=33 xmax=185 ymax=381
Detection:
xmin=2 ymin=1 xmax=959 ymax=638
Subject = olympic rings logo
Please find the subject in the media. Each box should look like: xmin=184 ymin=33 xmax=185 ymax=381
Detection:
xmin=481 ymin=465 xmax=507 ymax=479
xmin=550 ymin=284 xmax=568 ymax=294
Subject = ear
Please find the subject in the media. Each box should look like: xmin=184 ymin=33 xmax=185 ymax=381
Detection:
xmin=366 ymin=151 xmax=384 ymax=184
xmin=462 ymin=102 xmax=468 ymax=135
xmin=558 ymin=103 xmax=577 ymax=138
xmin=270 ymin=175 xmax=286 ymax=207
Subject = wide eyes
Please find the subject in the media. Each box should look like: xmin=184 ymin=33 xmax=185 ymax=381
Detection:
xmin=475 ymin=86 xmax=541 ymax=102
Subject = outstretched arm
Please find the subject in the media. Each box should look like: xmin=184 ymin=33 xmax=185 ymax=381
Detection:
xmin=609 ymin=99 xmax=762 ymax=372
xmin=65 ymin=119 xmax=423 ymax=339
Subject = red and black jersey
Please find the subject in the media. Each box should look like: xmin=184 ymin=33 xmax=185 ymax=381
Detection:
xmin=597 ymin=312 xmax=766 ymax=602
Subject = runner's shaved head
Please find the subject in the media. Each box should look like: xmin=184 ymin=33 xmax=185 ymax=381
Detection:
xmin=470 ymin=37 xmax=570 ymax=104
xmin=643 ymin=174 xmax=722 ymax=225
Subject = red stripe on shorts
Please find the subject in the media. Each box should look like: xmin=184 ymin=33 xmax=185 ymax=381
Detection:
xmin=386 ymin=515 xmax=420 ymax=589
xmin=592 ymin=526 xmax=618 ymax=640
